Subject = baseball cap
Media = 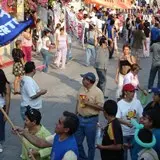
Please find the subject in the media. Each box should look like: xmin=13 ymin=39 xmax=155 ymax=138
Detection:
xmin=80 ymin=72 xmax=96 ymax=82
xmin=123 ymin=83 xmax=135 ymax=92
xmin=152 ymin=88 xmax=160 ymax=94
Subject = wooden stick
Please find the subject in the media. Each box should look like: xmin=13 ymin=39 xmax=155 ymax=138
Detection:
xmin=0 ymin=108 xmax=36 ymax=160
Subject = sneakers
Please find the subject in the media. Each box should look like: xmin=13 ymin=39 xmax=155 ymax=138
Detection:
xmin=0 ymin=143 xmax=3 ymax=153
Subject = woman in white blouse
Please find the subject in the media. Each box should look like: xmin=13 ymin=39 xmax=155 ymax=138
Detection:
xmin=123 ymin=64 xmax=147 ymax=98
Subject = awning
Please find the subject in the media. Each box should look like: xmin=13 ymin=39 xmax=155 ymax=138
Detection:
xmin=84 ymin=0 xmax=115 ymax=9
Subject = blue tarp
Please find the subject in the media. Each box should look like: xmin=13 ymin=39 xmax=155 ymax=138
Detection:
xmin=0 ymin=9 xmax=33 ymax=46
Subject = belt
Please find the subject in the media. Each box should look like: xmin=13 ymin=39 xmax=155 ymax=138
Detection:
xmin=78 ymin=114 xmax=98 ymax=119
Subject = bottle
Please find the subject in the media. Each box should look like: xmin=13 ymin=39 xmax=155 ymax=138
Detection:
xmin=95 ymin=122 xmax=102 ymax=146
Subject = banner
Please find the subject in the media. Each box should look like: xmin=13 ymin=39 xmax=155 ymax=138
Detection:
xmin=0 ymin=9 xmax=33 ymax=46
xmin=65 ymin=9 xmax=85 ymax=46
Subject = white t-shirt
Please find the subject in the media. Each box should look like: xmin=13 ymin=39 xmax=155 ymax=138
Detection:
xmin=116 ymin=99 xmax=143 ymax=136
xmin=96 ymin=19 xmax=105 ymax=29
xmin=46 ymin=134 xmax=77 ymax=160
xmin=91 ymin=16 xmax=97 ymax=25
xmin=42 ymin=37 xmax=51 ymax=50
xmin=123 ymin=72 xmax=139 ymax=89
xmin=20 ymin=76 xmax=42 ymax=109
xmin=138 ymin=148 xmax=159 ymax=160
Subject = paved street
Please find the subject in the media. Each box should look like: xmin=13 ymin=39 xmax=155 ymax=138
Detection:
xmin=0 ymin=38 xmax=156 ymax=160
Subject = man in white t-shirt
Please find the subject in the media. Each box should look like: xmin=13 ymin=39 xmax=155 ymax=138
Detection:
xmin=96 ymin=15 xmax=105 ymax=37
xmin=14 ymin=111 xmax=79 ymax=160
xmin=116 ymin=83 xmax=143 ymax=160
xmin=20 ymin=61 xmax=47 ymax=120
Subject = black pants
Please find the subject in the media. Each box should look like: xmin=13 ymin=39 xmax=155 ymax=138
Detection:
xmin=96 ymin=68 xmax=107 ymax=95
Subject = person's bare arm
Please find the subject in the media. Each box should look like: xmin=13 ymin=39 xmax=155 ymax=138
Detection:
xmin=97 ymin=144 xmax=122 ymax=150
xmin=117 ymin=118 xmax=132 ymax=128
xmin=5 ymin=83 xmax=11 ymax=115
xmin=15 ymin=127 xmax=52 ymax=148
xmin=30 ymin=89 xmax=47 ymax=99
xmin=83 ymin=100 xmax=103 ymax=111
xmin=115 ymin=60 xmax=120 ymax=84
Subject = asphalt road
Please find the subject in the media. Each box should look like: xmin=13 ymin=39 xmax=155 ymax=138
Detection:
xmin=0 ymin=38 xmax=157 ymax=160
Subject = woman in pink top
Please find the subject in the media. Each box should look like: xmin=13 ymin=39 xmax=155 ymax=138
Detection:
xmin=21 ymin=28 xmax=33 ymax=62
xmin=55 ymin=27 xmax=68 ymax=69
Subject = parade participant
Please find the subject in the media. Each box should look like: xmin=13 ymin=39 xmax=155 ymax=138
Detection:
xmin=123 ymin=64 xmax=147 ymax=98
xmin=14 ymin=111 xmax=79 ymax=160
xmin=94 ymin=36 xmax=109 ymax=97
xmin=143 ymin=21 xmax=151 ymax=57
xmin=97 ymin=100 xmax=123 ymax=160
xmin=54 ymin=23 xmax=61 ymax=45
xmin=75 ymin=72 xmax=104 ymax=160
xmin=32 ymin=19 xmax=43 ymax=53
xmin=21 ymin=28 xmax=33 ymax=62
xmin=55 ymin=27 xmax=68 ymax=69
xmin=0 ymin=69 xmax=11 ymax=152
xmin=148 ymin=37 xmax=160 ymax=92
xmin=116 ymin=83 xmax=143 ymax=160
xmin=144 ymin=88 xmax=160 ymax=112
xmin=77 ymin=9 xmax=84 ymax=21
xmin=115 ymin=44 xmax=136 ymax=100
xmin=85 ymin=25 xmax=97 ymax=66
xmin=21 ymin=107 xmax=51 ymax=160
xmin=134 ymin=128 xmax=158 ymax=160
xmin=20 ymin=62 xmax=47 ymax=120
xmin=107 ymin=18 xmax=115 ymax=59
xmin=131 ymin=109 xmax=160 ymax=159
xmin=132 ymin=23 xmax=147 ymax=58
xmin=41 ymin=29 xmax=53 ymax=73
xmin=12 ymin=40 xmax=25 ymax=94
xmin=151 ymin=23 xmax=160 ymax=45
xmin=66 ymin=33 xmax=73 ymax=63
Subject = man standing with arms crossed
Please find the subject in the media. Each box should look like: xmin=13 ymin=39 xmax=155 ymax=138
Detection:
xmin=75 ymin=72 xmax=104 ymax=160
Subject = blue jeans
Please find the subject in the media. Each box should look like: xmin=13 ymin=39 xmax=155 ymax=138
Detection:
xmin=96 ymin=68 xmax=107 ymax=95
xmin=0 ymin=110 xmax=5 ymax=142
xmin=67 ymin=43 xmax=72 ymax=61
xmin=85 ymin=47 xmax=96 ymax=66
xmin=148 ymin=65 xmax=160 ymax=89
xmin=75 ymin=115 xmax=98 ymax=160
xmin=20 ymin=106 xmax=27 ymax=120
xmin=41 ymin=48 xmax=53 ymax=72
xmin=123 ymin=135 xmax=134 ymax=160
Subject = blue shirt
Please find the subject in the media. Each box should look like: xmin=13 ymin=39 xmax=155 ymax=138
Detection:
xmin=151 ymin=27 xmax=160 ymax=41
xmin=152 ymin=129 xmax=160 ymax=158
xmin=51 ymin=134 xmax=78 ymax=160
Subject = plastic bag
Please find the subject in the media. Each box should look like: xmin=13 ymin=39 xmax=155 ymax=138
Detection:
xmin=140 ymin=91 xmax=149 ymax=105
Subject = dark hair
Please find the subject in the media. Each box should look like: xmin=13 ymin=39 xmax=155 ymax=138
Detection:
xmin=0 ymin=69 xmax=9 ymax=97
xmin=138 ymin=24 xmax=144 ymax=30
xmin=130 ymin=64 xmax=141 ymax=71
xmin=24 ymin=61 xmax=36 ymax=73
xmin=55 ymin=23 xmax=61 ymax=30
xmin=110 ymin=19 xmax=115 ymax=26
xmin=25 ymin=107 xmax=42 ymax=125
xmin=15 ymin=40 xmax=22 ymax=48
xmin=143 ymin=110 xmax=160 ymax=128
xmin=60 ymin=27 xmax=64 ymax=31
xmin=138 ymin=128 xmax=153 ymax=143
xmin=63 ymin=111 xmax=79 ymax=135
xmin=99 ymin=37 xmax=106 ymax=46
xmin=103 ymin=100 xmax=118 ymax=116
xmin=123 ymin=44 xmax=131 ymax=50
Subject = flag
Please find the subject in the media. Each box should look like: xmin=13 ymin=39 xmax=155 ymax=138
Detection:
xmin=0 ymin=9 xmax=33 ymax=46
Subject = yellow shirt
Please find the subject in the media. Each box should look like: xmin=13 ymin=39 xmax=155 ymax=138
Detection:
xmin=77 ymin=85 xmax=104 ymax=116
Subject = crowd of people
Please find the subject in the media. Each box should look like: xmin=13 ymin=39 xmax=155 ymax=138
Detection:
xmin=0 ymin=1 xmax=160 ymax=160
